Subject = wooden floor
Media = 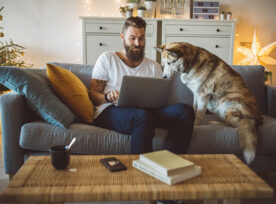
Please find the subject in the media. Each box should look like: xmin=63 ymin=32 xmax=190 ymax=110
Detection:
xmin=0 ymin=129 xmax=275 ymax=203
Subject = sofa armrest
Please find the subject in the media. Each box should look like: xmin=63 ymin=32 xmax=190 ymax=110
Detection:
xmin=0 ymin=92 xmax=34 ymax=174
xmin=266 ymin=85 xmax=276 ymax=118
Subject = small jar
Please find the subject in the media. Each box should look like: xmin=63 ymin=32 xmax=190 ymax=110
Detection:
xmin=227 ymin=12 xmax=232 ymax=20
xmin=220 ymin=12 xmax=225 ymax=20
xmin=126 ymin=11 xmax=132 ymax=18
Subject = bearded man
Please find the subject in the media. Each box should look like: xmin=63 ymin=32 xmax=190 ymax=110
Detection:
xmin=89 ymin=17 xmax=195 ymax=155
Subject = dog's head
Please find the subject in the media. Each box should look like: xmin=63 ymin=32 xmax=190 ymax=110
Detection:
xmin=155 ymin=42 xmax=184 ymax=79
xmin=155 ymin=42 xmax=196 ymax=79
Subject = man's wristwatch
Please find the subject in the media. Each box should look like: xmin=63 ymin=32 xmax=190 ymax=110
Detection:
xmin=104 ymin=92 xmax=111 ymax=102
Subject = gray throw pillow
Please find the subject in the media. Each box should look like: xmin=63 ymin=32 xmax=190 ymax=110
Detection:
xmin=0 ymin=66 xmax=76 ymax=128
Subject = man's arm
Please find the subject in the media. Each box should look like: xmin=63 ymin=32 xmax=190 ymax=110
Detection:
xmin=89 ymin=79 xmax=120 ymax=105
xmin=89 ymin=79 xmax=107 ymax=105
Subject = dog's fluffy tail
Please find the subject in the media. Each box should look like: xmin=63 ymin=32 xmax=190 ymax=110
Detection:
xmin=237 ymin=119 xmax=258 ymax=165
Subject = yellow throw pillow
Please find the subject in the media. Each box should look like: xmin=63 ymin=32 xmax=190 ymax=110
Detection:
xmin=46 ymin=64 xmax=94 ymax=124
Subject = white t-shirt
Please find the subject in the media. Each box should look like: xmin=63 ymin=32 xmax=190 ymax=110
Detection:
xmin=91 ymin=51 xmax=163 ymax=118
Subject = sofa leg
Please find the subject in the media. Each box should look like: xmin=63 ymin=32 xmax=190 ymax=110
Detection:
xmin=9 ymin=173 xmax=15 ymax=181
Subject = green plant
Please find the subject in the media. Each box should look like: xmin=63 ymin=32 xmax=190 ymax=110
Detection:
xmin=0 ymin=7 xmax=33 ymax=93
xmin=0 ymin=40 xmax=32 ymax=68
xmin=127 ymin=0 xmax=140 ymax=3
xmin=119 ymin=6 xmax=126 ymax=13
xmin=264 ymin=70 xmax=272 ymax=83
xmin=138 ymin=6 xmax=146 ymax=10
xmin=125 ymin=6 xmax=133 ymax=12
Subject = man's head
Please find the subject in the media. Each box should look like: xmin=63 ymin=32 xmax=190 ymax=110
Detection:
xmin=121 ymin=17 xmax=146 ymax=62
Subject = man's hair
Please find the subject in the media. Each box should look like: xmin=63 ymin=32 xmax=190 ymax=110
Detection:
xmin=122 ymin=17 xmax=147 ymax=34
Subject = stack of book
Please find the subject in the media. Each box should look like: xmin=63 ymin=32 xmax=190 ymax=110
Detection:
xmin=132 ymin=150 xmax=202 ymax=185
xmin=193 ymin=1 xmax=220 ymax=20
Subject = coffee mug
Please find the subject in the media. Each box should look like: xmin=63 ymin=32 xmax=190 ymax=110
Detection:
xmin=49 ymin=145 xmax=70 ymax=170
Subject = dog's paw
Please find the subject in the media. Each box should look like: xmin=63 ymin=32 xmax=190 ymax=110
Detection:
xmin=208 ymin=121 xmax=225 ymax=126
xmin=194 ymin=119 xmax=201 ymax=126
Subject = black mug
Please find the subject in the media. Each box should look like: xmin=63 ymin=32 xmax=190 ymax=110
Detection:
xmin=49 ymin=145 xmax=70 ymax=170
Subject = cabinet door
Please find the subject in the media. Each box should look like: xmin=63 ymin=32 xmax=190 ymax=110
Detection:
xmin=86 ymin=35 xmax=155 ymax=65
xmin=86 ymin=35 xmax=122 ymax=65
xmin=165 ymin=36 xmax=231 ymax=64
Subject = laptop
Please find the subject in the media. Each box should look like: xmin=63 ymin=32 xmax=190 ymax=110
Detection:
xmin=116 ymin=75 xmax=172 ymax=109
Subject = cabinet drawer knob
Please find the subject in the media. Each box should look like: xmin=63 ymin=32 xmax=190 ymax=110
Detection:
xmin=215 ymin=45 xmax=219 ymax=48
xmin=216 ymin=29 xmax=220 ymax=32
xmin=99 ymin=26 xmax=103 ymax=30
xmin=180 ymin=28 xmax=183 ymax=31
xmin=99 ymin=43 xmax=103 ymax=46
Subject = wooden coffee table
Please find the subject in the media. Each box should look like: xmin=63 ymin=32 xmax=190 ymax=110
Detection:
xmin=0 ymin=154 xmax=273 ymax=204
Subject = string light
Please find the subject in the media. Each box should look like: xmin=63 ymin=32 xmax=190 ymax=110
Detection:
xmin=84 ymin=0 xmax=92 ymax=16
xmin=83 ymin=0 xmax=123 ymax=17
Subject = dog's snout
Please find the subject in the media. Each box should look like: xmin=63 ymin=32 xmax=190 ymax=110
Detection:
xmin=163 ymin=75 xmax=167 ymax=79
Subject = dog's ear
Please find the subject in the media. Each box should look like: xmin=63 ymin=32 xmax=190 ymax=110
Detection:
xmin=165 ymin=48 xmax=183 ymax=58
xmin=154 ymin=45 xmax=166 ymax=53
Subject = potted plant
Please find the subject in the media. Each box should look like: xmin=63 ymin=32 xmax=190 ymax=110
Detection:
xmin=125 ymin=6 xmax=133 ymax=18
xmin=137 ymin=6 xmax=146 ymax=18
xmin=127 ymin=0 xmax=140 ymax=9
xmin=144 ymin=0 xmax=156 ymax=10
xmin=119 ymin=6 xmax=126 ymax=17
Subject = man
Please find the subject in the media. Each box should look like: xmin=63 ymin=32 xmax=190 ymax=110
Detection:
xmin=89 ymin=17 xmax=194 ymax=155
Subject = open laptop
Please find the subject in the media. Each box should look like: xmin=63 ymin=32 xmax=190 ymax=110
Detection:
xmin=116 ymin=75 xmax=172 ymax=109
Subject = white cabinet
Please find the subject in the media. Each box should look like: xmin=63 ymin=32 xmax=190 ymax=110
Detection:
xmin=162 ymin=19 xmax=235 ymax=64
xmin=82 ymin=17 xmax=158 ymax=65
xmin=81 ymin=17 xmax=235 ymax=65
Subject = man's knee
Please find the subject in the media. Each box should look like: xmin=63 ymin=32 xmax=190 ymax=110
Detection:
xmin=134 ymin=109 xmax=154 ymax=124
xmin=172 ymin=103 xmax=195 ymax=121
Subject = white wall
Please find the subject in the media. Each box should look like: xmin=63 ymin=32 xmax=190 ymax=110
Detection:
xmin=1 ymin=0 xmax=276 ymax=79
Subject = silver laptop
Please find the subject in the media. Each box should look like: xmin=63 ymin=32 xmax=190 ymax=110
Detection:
xmin=117 ymin=75 xmax=172 ymax=109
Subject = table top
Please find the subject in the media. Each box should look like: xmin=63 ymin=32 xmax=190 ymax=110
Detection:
xmin=0 ymin=154 xmax=274 ymax=203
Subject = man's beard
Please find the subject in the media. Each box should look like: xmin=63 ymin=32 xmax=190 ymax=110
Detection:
xmin=124 ymin=40 xmax=145 ymax=62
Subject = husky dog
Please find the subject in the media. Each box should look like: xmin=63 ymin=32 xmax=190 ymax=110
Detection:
xmin=155 ymin=42 xmax=263 ymax=165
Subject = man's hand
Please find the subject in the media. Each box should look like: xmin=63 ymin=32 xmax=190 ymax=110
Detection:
xmin=106 ymin=90 xmax=120 ymax=103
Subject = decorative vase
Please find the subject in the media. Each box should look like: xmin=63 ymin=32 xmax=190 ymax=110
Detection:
xmin=137 ymin=10 xmax=146 ymax=18
xmin=127 ymin=3 xmax=138 ymax=9
xmin=144 ymin=1 xmax=156 ymax=10
xmin=126 ymin=11 xmax=133 ymax=18
xmin=120 ymin=12 xmax=126 ymax=17
xmin=144 ymin=1 xmax=156 ymax=18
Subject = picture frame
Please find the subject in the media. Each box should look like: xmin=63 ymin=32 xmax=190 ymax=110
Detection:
xmin=156 ymin=0 xmax=191 ymax=19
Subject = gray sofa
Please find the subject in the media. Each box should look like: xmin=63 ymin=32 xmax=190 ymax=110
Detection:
xmin=1 ymin=63 xmax=276 ymax=177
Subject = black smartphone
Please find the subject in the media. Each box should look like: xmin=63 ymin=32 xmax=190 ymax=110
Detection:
xmin=100 ymin=157 xmax=127 ymax=172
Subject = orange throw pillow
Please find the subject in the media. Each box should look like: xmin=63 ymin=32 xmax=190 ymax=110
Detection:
xmin=46 ymin=64 xmax=94 ymax=124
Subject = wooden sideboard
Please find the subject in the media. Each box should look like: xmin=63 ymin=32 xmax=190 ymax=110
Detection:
xmin=81 ymin=17 xmax=235 ymax=65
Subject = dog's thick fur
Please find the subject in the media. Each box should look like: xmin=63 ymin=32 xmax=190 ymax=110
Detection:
xmin=156 ymin=42 xmax=263 ymax=165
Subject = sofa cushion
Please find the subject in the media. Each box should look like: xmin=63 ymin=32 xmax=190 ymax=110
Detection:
xmin=19 ymin=114 xmax=276 ymax=155
xmin=47 ymin=62 xmax=94 ymax=89
xmin=187 ymin=114 xmax=276 ymax=155
xmin=0 ymin=66 xmax=76 ymax=128
xmin=46 ymin=64 xmax=94 ymax=124
xmin=19 ymin=121 xmax=167 ymax=154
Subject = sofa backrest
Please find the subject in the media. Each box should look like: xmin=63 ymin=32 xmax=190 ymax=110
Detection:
xmin=48 ymin=62 xmax=93 ymax=89
xmin=232 ymin=65 xmax=266 ymax=114
xmin=166 ymin=65 xmax=267 ymax=114
xmin=51 ymin=62 xmax=267 ymax=114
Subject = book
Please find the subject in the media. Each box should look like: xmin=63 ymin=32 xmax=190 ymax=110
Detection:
xmin=139 ymin=150 xmax=194 ymax=176
xmin=133 ymin=159 xmax=202 ymax=185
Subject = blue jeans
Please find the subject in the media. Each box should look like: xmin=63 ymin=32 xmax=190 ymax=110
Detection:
xmin=94 ymin=103 xmax=195 ymax=154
